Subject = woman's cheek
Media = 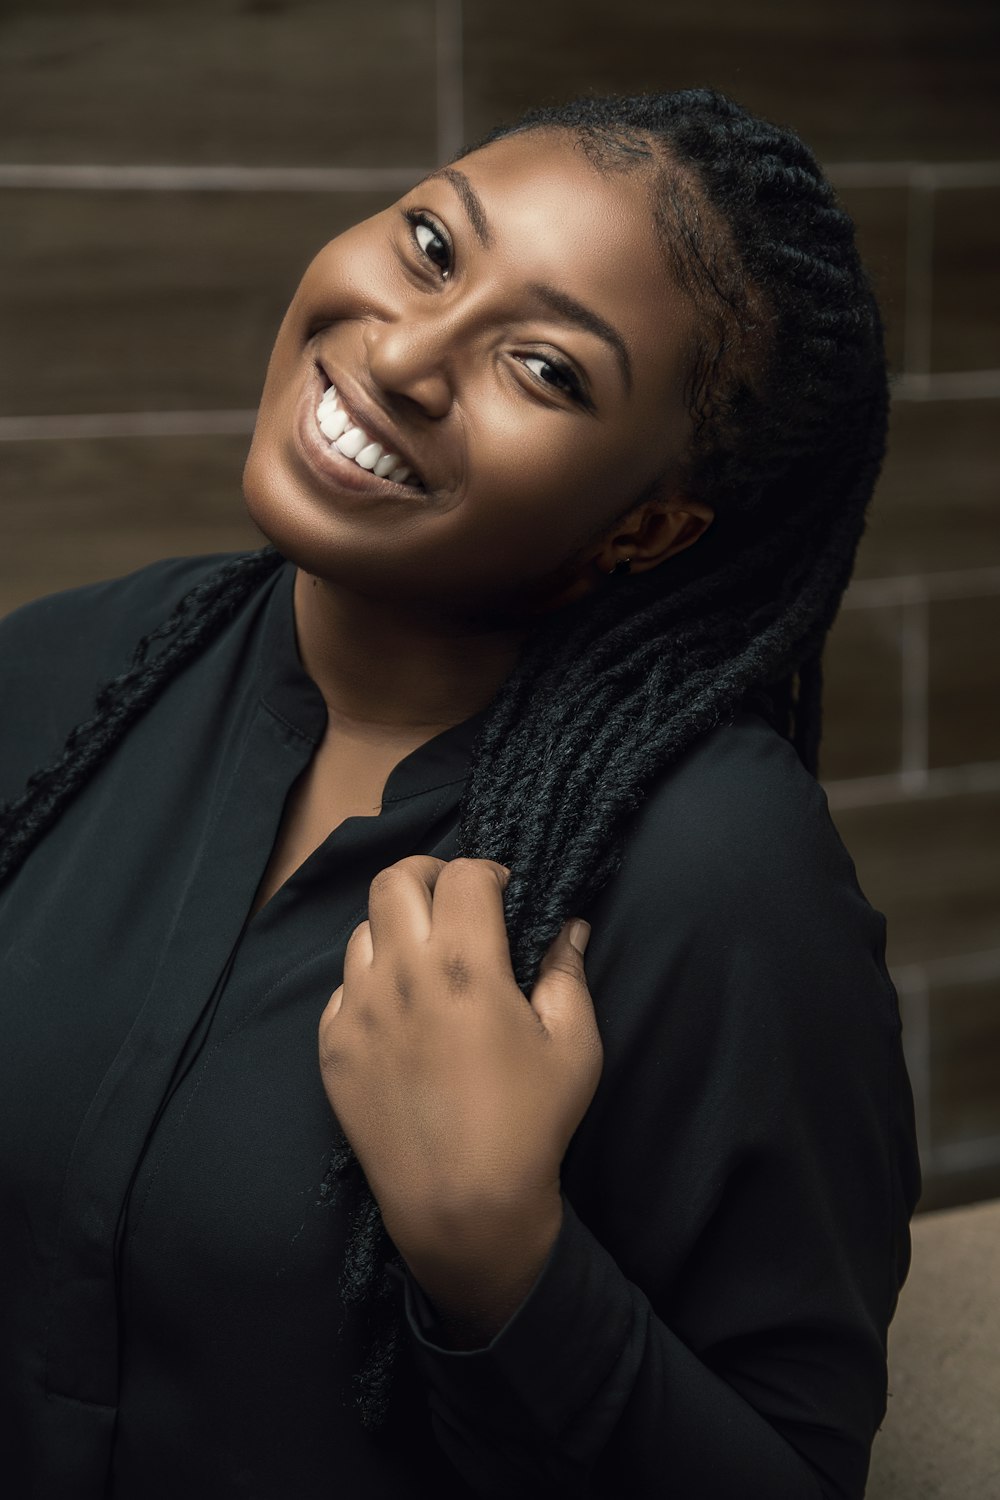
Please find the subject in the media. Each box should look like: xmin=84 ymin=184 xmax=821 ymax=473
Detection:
xmin=474 ymin=452 xmax=603 ymax=570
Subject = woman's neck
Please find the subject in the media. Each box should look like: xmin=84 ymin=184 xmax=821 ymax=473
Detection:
xmin=292 ymin=567 xmax=531 ymax=738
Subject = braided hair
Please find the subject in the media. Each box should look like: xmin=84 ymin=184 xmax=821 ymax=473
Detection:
xmin=0 ymin=88 xmax=889 ymax=1432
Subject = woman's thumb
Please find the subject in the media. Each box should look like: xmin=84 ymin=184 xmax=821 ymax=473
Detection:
xmin=567 ymin=919 xmax=591 ymax=957
xmin=530 ymin=919 xmax=601 ymax=1086
xmin=534 ymin=918 xmax=591 ymax=993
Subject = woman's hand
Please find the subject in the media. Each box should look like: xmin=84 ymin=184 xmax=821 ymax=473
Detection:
xmin=318 ymin=856 xmax=602 ymax=1269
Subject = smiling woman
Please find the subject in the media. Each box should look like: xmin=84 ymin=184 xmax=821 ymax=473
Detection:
xmin=0 ymin=88 xmax=919 ymax=1499
xmin=243 ymin=122 xmax=709 ymax=632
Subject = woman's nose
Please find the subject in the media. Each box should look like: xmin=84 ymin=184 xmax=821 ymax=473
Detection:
xmin=361 ymin=316 xmax=453 ymax=420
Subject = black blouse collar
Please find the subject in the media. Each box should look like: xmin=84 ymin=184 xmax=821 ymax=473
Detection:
xmin=256 ymin=557 xmax=493 ymax=800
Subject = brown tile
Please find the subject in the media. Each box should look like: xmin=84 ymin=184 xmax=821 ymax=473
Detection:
xmin=854 ymin=399 xmax=1000 ymax=579
xmin=0 ymin=3 xmax=438 ymax=167
xmin=835 ymin=185 xmax=909 ymax=377
xmin=916 ymin=1160 xmax=1000 ymax=1213
xmin=931 ymin=187 xmax=1000 ymax=373
xmin=0 ymin=433 xmax=261 ymax=614
xmin=463 ymin=0 xmax=1000 ymax=164
xmin=928 ymin=594 xmax=1000 ymax=769
xmin=821 ymin=603 xmax=903 ymax=781
xmin=0 ymin=188 xmax=397 ymax=415
xmin=0 ymin=178 xmax=910 ymax=415
xmin=830 ymin=791 xmax=1000 ymax=969
xmin=929 ymin=975 xmax=1000 ymax=1148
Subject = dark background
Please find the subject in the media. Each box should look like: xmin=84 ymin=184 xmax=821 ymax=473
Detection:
xmin=2 ymin=0 xmax=998 ymax=1211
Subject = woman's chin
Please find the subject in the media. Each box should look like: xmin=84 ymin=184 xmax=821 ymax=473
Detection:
xmin=242 ymin=424 xmax=336 ymax=558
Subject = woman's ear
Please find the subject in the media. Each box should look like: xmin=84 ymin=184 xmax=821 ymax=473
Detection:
xmin=525 ymin=495 xmax=715 ymax=617
xmin=593 ymin=496 xmax=714 ymax=576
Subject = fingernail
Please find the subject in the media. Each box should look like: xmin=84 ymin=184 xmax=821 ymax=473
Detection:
xmin=568 ymin=919 xmax=591 ymax=955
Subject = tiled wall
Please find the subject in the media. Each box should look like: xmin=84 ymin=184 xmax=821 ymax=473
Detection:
xmin=2 ymin=0 xmax=998 ymax=1209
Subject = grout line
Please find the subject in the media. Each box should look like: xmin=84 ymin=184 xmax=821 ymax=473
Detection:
xmin=882 ymin=951 xmax=1000 ymax=1184
xmin=843 ymin=567 xmax=1000 ymax=609
xmin=0 ymin=164 xmax=429 ymax=193
xmin=825 ymin=759 xmax=1000 ymax=808
xmin=4 ymin=369 xmax=1000 ymax=448
xmin=903 ymin=178 xmax=935 ymax=376
xmin=893 ymin=968 xmax=932 ymax=1157
xmin=890 ymin=369 xmax=1000 ymax=401
xmin=435 ymin=0 xmax=464 ymax=164
xmin=892 ymin=953 xmax=1000 ymax=1185
xmin=894 ymin=949 xmax=1000 ymax=989
xmin=0 ymin=411 xmax=257 ymax=441
xmin=826 ymin=160 xmax=1000 ymax=189
xmin=0 ymin=160 xmax=995 ymax=194
xmin=924 ymin=1135 xmax=1000 ymax=1176
xmin=899 ymin=593 xmax=930 ymax=786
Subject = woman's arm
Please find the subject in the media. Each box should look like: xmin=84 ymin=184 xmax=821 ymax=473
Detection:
xmin=391 ymin=1187 xmax=843 ymax=1498
xmin=320 ymin=717 xmax=923 ymax=1500
xmin=389 ymin=988 xmax=914 ymax=1500
xmin=376 ymin=721 xmax=921 ymax=1500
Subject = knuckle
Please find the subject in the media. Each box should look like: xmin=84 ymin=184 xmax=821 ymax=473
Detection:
xmin=356 ymin=1002 xmax=378 ymax=1034
xmin=369 ymin=867 xmax=398 ymax=898
xmin=440 ymin=950 xmax=473 ymax=994
xmin=346 ymin=918 xmax=369 ymax=946
xmin=318 ymin=1033 xmax=348 ymax=1076
xmin=343 ymin=922 xmax=369 ymax=965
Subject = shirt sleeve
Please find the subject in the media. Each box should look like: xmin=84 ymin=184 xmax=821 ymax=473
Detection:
xmin=385 ymin=715 xmax=922 ymax=1500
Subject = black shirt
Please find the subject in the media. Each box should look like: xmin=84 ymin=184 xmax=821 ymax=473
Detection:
xmin=0 ymin=551 xmax=921 ymax=1499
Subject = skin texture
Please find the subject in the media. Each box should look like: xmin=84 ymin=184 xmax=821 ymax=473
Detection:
xmin=242 ymin=126 xmax=712 ymax=739
xmin=241 ymin=128 xmax=715 ymax=1344
xmin=320 ymin=857 xmax=599 ymax=1347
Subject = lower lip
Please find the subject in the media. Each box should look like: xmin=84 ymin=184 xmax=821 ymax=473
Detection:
xmin=292 ymin=364 xmax=428 ymax=503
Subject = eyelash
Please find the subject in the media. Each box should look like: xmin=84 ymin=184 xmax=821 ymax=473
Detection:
xmin=401 ymin=208 xmax=589 ymax=407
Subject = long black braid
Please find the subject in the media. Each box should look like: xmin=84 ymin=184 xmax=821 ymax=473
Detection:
xmin=0 ymin=547 xmax=285 ymax=867
xmin=0 ymin=87 xmax=889 ymax=1433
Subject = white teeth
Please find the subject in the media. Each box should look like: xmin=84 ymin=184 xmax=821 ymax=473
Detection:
xmin=334 ymin=427 xmax=369 ymax=460
xmin=315 ymin=381 xmax=422 ymax=488
xmin=355 ymin=441 xmax=383 ymax=471
xmin=317 ymin=405 xmax=350 ymax=442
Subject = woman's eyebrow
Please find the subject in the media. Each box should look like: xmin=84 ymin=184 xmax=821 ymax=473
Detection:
xmin=419 ymin=166 xmax=494 ymax=249
xmin=526 ymin=283 xmax=633 ymax=396
xmin=413 ymin=166 xmax=634 ymax=395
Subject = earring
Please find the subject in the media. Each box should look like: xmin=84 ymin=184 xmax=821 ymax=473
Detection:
xmin=605 ymin=556 xmax=632 ymax=577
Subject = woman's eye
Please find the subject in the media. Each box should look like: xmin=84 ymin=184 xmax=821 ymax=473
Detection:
xmin=404 ymin=210 xmax=452 ymax=278
xmin=520 ymin=354 xmax=586 ymax=404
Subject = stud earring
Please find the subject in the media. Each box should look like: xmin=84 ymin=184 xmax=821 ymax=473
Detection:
xmin=604 ymin=556 xmax=632 ymax=578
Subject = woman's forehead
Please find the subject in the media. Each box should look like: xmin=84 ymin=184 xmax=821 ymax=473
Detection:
xmin=452 ymin=128 xmax=659 ymax=241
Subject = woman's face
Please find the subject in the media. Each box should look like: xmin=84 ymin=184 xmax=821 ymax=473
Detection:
xmin=243 ymin=127 xmax=705 ymax=626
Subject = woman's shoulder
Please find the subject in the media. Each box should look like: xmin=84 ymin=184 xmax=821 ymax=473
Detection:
xmin=0 ymin=550 xmax=254 ymax=800
xmin=0 ymin=550 xmax=250 ymax=678
xmin=629 ymin=706 xmax=833 ymax=842
xmin=591 ymin=709 xmax=901 ymax=1070
xmin=618 ymin=707 xmax=877 ymax=937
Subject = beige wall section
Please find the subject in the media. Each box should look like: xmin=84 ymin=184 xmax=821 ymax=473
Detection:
xmin=866 ymin=1197 xmax=1000 ymax=1497
xmin=2 ymin=0 xmax=999 ymax=1209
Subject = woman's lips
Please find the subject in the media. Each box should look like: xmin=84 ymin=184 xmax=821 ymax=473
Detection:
xmin=291 ymin=362 xmax=430 ymax=503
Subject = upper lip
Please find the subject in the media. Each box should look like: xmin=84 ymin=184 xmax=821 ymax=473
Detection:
xmin=316 ymin=358 xmax=427 ymax=488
